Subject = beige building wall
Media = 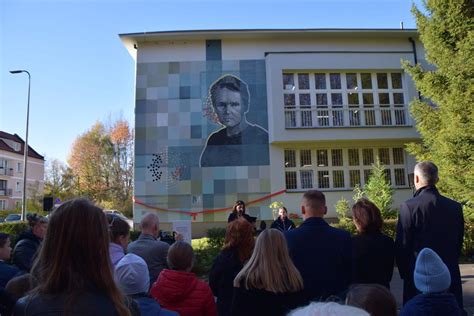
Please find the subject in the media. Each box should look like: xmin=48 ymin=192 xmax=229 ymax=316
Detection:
xmin=0 ymin=150 xmax=44 ymax=210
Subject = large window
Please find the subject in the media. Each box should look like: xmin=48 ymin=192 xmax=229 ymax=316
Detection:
xmin=282 ymin=71 xmax=407 ymax=128
xmin=284 ymin=147 xmax=407 ymax=190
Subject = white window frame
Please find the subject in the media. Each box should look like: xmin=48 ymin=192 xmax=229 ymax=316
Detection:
xmin=282 ymin=71 xmax=407 ymax=128
xmin=0 ymin=200 xmax=5 ymax=210
xmin=16 ymin=181 xmax=21 ymax=192
xmin=284 ymin=147 xmax=408 ymax=191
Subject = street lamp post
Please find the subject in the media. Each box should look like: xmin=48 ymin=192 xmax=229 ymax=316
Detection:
xmin=10 ymin=70 xmax=31 ymax=221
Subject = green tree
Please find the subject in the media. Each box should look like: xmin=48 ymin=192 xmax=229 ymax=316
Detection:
xmin=364 ymin=160 xmax=396 ymax=218
xmin=403 ymin=0 xmax=474 ymax=219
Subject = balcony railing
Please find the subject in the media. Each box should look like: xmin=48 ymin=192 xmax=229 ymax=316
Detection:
xmin=0 ymin=168 xmax=14 ymax=176
xmin=0 ymin=189 xmax=12 ymax=196
xmin=284 ymin=105 xmax=410 ymax=128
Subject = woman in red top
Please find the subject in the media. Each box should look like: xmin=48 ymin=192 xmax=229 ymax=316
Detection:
xmin=150 ymin=241 xmax=217 ymax=316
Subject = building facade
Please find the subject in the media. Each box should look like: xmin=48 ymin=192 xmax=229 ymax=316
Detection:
xmin=0 ymin=131 xmax=45 ymax=210
xmin=121 ymin=29 xmax=424 ymax=234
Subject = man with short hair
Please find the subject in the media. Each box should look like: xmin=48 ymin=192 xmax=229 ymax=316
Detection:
xmin=285 ymin=190 xmax=352 ymax=302
xmin=395 ymin=161 xmax=465 ymax=312
xmin=127 ymin=213 xmax=170 ymax=285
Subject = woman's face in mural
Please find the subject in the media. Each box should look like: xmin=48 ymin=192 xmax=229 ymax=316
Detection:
xmin=214 ymin=88 xmax=243 ymax=128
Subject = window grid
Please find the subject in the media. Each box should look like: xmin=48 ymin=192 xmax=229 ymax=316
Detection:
xmin=282 ymin=71 xmax=407 ymax=128
xmin=284 ymin=147 xmax=408 ymax=190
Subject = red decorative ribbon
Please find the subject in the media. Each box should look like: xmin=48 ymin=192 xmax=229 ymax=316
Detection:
xmin=133 ymin=189 xmax=287 ymax=220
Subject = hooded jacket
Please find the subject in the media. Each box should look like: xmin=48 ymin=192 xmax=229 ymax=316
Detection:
xmin=11 ymin=230 xmax=42 ymax=272
xmin=150 ymin=269 xmax=217 ymax=316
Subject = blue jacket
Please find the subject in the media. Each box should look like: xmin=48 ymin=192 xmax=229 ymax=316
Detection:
xmin=132 ymin=295 xmax=178 ymax=316
xmin=395 ymin=186 xmax=464 ymax=308
xmin=400 ymin=292 xmax=462 ymax=316
xmin=0 ymin=261 xmax=23 ymax=288
xmin=285 ymin=217 xmax=352 ymax=302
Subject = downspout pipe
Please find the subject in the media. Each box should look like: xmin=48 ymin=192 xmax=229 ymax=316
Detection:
xmin=409 ymin=37 xmax=421 ymax=100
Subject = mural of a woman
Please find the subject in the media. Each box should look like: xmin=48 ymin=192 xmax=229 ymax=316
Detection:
xmin=200 ymin=74 xmax=269 ymax=167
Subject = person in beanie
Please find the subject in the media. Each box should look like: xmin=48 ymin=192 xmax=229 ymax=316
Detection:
xmin=115 ymin=253 xmax=178 ymax=316
xmin=400 ymin=248 xmax=462 ymax=316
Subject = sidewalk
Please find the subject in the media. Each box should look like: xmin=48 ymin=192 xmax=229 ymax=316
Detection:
xmin=390 ymin=264 xmax=474 ymax=315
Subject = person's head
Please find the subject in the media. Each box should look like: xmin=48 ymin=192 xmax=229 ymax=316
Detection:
xmin=288 ymin=302 xmax=369 ymax=316
xmin=107 ymin=213 xmax=131 ymax=250
xmin=115 ymin=254 xmax=150 ymax=295
xmin=351 ymin=198 xmax=383 ymax=234
xmin=414 ymin=247 xmax=451 ymax=293
xmin=27 ymin=214 xmax=48 ymax=240
xmin=0 ymin=233 xmax=12 ymax=261
xmin=167 ymin=241 xmax=194 ymax=272
xmin=346 ymin=284 xmax=397 ymax=316
xmin=210 ymin=75 xmax=250 ymax=128
xmin=414 ymin=161 xmax=439 ymax=190
xmin=278 ymin=207 xmax=288 ymax=220
xmin=234 ymin=228 xmax=303 ymax=293
xmin=301 ymin=190 xmax=327 ymax=219
xmin=232 ymin=200 xmax=246 ymax=215
xmin=223 ymin=218 xmax=255 ymax=262
xmin=140 ymin=212 xmax=160 ymax=239
xmin=32 ymin=198 xmax=131 ymax=316
xmin=5 ymin=274 xmax=37 ymax=301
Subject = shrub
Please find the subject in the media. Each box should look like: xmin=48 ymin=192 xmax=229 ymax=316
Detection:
xmin=206 ymin=227 xmax=226 ymax=250
xmin=335 ymin=197 xmax=351 ymax=224
xmin=0 ymin=221 xmax=29 ymax=246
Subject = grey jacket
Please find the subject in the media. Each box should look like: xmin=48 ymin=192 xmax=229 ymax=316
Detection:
xmin=127 ymin=234 xmax=169 ymax=285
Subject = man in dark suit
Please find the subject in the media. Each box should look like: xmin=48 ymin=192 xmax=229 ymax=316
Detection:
xmin=285 ymin=190 xmax=352 ymax=302
xmin=395 ymin=161 xmax=465 ymax=311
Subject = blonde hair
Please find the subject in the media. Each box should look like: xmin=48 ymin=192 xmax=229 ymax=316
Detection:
xmin=233 ymin=228 xmax=303 ymax=293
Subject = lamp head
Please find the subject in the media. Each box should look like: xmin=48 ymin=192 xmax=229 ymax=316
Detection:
xmin=10 ymin=70 xmax=24 ymax=74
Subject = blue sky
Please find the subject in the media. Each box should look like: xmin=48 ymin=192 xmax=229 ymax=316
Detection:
xmin=0 ymin=0 xmax=418 ymax=164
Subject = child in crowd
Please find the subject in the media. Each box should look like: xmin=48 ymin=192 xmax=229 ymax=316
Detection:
xmin=400 ymin=247 xmax=463 ymax=315
xmin=13 ymin=198 xmax=139 ymax=316
xmin=12 ymin=214 xmax=48 ymax=272
xmin=231 ymin=228 xmax=306 ymax=315
xmin=115 ymin=253 xmax=178 ymax=316
xmin=288 ymin=301 xmax=369 ymax=316
xmin=346 ymin=283 xmax=397 ymax=316
xmin=151 ymin=241 xmax=217 ymax=316
xmin=209 ymin=218 xmax=255 ymax=316
xmin=0 ymin=233 xmax=23 ymax=288
xmin=107 ymin=213 xmax=131 ymax=267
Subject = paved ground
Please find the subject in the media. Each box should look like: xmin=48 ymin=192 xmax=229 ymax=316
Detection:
xmin=390 ymin=264 xmax=474 ymax=315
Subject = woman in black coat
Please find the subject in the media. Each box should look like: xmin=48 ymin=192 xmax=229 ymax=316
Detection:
xmin=231 ymin=229 xmax=306 ymax=316
xmin=209 ymin=218 xmax=255 ymax=316
xmin=351 ymin=198 xmax=395 ymax=289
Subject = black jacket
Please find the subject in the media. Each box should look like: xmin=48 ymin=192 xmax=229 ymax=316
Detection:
xmin=227 ymin=213 xmax=254 ymax=224
xmin=13 ymin=292 xmax=140 ymax=316
xmin=395 ymin=186 xmax=464 ymax=308
xmin=230 ymin=283 xmax=306 ymax=316
xmin=209 ymin=248 xmax=244 ymax=316
xmin=352 ymin=232 xmax=394 ymax=288
xmin=285 ymin=217 xmax=352 ymax=302
xmin=11 ymin=230 xmax=42 ymax=272
xmin=271 ymin=217 xmax=296 ymax=232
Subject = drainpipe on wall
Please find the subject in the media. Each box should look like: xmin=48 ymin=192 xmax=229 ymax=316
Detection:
xmin=408 ymin=37 xmax=422 ymax=100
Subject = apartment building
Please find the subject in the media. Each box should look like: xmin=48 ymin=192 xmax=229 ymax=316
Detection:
xmin=0 ymin=131 xmax=45 ymax=210
xmin=120 ymin=29 xmax=424 ymax=233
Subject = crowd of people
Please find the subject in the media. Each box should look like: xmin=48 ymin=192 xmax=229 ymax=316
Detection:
xmin=0 ymin=161 xmax=466 ymax=315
